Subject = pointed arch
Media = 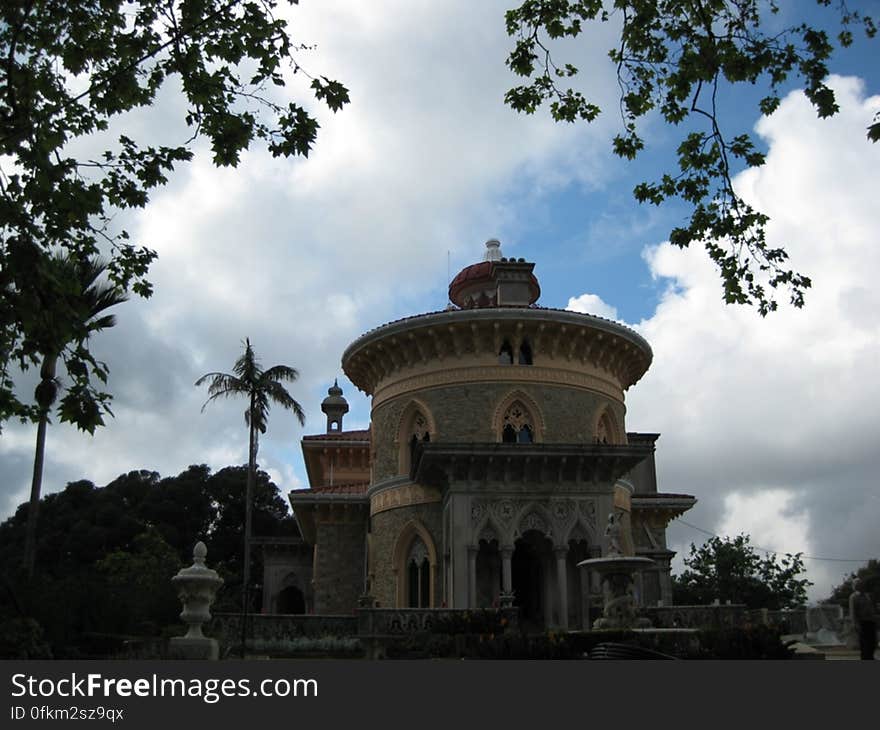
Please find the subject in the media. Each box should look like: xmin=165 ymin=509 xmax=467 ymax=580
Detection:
xmin=391 ymin=519 xmax=438 ymax=608
xmin=565 ymin=519 xmax=596 ymax=546
xmin=473 ymin=513 xmax=507 ymax=546
xmin=593 ymin=404 xmax=624 ymax=445
xmin=492 ymin=389 xmax=544 ymax=443
xmin=396 ymin=398 xmax=437 ymax=475
xmin=512 ymin=501 xmax=555 ymax=541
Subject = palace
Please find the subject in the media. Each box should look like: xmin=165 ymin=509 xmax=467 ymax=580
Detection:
xmin=261 ymin=240 xmax=695 ymax=629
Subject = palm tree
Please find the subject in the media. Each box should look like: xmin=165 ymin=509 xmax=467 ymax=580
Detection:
xmin=23 ymin=254 xmax=128 ymax=578
xmin=195 ymin=339 xmax=305 ymax=627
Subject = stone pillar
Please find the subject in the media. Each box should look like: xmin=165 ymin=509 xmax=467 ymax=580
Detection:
xmin=555 ymin=546 xmax=569 ymax=630
xmin=467 ymin=545 xmax=478 ymax=609
xmin=501 ymin=547 xmax=513 ymax=595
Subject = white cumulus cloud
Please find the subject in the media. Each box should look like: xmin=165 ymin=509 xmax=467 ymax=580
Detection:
xmin=622 ymin=76 xmax=880 ymax=599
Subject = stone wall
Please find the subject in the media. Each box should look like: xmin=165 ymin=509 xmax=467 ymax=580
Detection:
xmin=371 ymin=383 xmax=626 ymax=481
xmin=370 ymin=502 xmax=443 ymax=608
xmin=314 ymin=520 xmax=367 ymax=614
xmin=646 ymin=603 xmax=749 ymax=629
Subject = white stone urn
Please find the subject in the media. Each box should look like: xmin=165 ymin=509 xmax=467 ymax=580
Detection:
xmin=169 ymin=542 xmax=223 ymax=658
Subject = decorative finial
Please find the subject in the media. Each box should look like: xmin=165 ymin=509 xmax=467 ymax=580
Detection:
xmin=484 ymin=238 xmax=502 ymax=262
xmin=193 ymin=541 xmax=207 ymax=565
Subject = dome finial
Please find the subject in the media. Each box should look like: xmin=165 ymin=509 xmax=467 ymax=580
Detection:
xmin=484 ymin=238 xmax=502 ymax=262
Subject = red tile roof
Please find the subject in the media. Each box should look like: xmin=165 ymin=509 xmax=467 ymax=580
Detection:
xmin=633 ymin=493 xmax=695 ymax=499
xmin=302 ymin=429 xmax=370 ymax=442
xmin=291 ymin=481 xmax=369 ymax=495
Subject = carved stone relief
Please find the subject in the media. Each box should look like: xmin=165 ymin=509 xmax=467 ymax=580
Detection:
xmin=470 ymin=497 xmax=598 ymax=545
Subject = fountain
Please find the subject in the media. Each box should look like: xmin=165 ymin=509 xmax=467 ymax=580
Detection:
xmin=169 ymin=541 xmax=224 ymax=659
xmin=577 ymin=555 xmax=656 ymax=629
xmin=577 ymin=511 xmax=655 ymax=629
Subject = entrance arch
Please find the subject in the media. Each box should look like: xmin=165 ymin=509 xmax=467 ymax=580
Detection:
xmin=277 ymin=585 xmax=306 ymax=614
xmin=512 ymin=530 xmax=553 ymax=628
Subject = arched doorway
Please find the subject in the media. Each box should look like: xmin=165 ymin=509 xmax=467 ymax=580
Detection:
xmin=476 ymin=538 xmax=502 ymax=607
xmin=277 ymin=585 xmax=306 ymax=614
xmin=512 ymin=530 xmax=553 ymax=628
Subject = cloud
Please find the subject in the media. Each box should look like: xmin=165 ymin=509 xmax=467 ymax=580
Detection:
xmin=0 ymin=1 xmax=621 ymax=517
xmin=566 ymin=293 xmax=620 ymax=321
xmin=615 ymin=75 xmax=880 ymax=599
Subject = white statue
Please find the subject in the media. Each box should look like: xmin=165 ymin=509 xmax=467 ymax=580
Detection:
xmin=605 ymin=511 xmax=623 ymax=557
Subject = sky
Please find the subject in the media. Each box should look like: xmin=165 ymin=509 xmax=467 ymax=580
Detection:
xmin=2 ymin=0 xmax=879 ymax=600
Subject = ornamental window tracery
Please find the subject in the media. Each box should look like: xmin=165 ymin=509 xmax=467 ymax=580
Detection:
xmin=409 ymin=412 xmax=431 ymax=445
xmin=595 ymin=410 xmax=618 ymax=445
xmin=406 ymin=537 xmax=430 ymax=608
xmin=399 ymin=405 xmax=434 ymax=475
xmin=501 ymin=401 xmax=534 ymax=444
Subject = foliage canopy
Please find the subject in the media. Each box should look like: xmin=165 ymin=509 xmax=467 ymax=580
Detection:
xmin=0 ymin=463 xmax=297 ymax=656
xmin=672 ymin=534 xmax=811 ymax=609
xmin=1 ymin=0 xmax=348 ymax=431
xmin=505 ymin=0 xmax=877 ymax=315
xmin=827 ymin=558 xmax=880 ymax=609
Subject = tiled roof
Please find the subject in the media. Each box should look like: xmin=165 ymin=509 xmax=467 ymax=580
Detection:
xmin=302 ymin=429 xmax=370 ymax=442
xmin=351 ymin=305 xmax=641 ymax=341
xmin=291 ymin=481 xmax=369 ymax=495
xmin=448 ymin=261 xmax=492 ymax=289
xmin=633 ymin=492 xmax=695 ymax=499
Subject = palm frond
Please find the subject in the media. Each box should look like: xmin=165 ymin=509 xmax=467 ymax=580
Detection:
xmin=262 ymin=365 xmax=299 ymax=383
xmin=85 ymin=314 xmax=116 ymax=335
xmin=263 ymin=380 xmax=306 ymax=426
xmin=194 ymin=372 xmax=248 ymax=412
xmin=198 ymin=339 xmax=306 ymax=430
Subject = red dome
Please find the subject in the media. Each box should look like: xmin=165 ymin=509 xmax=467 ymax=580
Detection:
xmin=448 ymin=259 xmax=540 ymax=308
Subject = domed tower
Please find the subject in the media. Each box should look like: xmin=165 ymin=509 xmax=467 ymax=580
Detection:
xmin=291 ymin=240 xmax=695 ymax=626
xmin=335 ymin=240 xmax=693 ymax=627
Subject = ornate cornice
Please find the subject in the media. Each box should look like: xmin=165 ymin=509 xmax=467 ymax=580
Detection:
xmin=410 ymin=442 xmax=653 ymax=490
xmin=342 ymin=308 xmax=652 ymax=396
xmin=631 ymin=494 xmax=697 ymax=524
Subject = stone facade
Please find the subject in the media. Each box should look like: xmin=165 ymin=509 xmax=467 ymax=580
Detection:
xmin=370 ymin=383 xmax=625 ymax=483
xmin=369 ymin=502 xmax=442 ymax=609
xmin=313 ymin=519 xmax=367 ymax=614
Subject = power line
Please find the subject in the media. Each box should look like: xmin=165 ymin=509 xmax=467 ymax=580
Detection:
xmin=675 ymin=519 xmax=875 ymax=564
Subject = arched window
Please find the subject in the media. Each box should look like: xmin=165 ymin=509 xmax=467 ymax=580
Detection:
xmin=499 ymin=340 xmax=514 ymax=364
xmin=406 ymin=537 xmax=430 ymax=608
xmin=393 ymin=521 xmax=437 ymax=608
xmin=595 ymin=409 xmax=619 ymax=445
xmin=518 ymin=340 xmax=533 ymax=365
xmin=502 ymin=401 xmax=534 ymax=445
xmin=399 ymin=404 xmax=434 ymax=474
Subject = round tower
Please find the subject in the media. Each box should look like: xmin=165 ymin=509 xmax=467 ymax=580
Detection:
xmin=341 ymin=240 xmax=655 ymax=622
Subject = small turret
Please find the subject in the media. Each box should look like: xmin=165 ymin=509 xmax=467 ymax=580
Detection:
xmin=321 ymin=379 xmax=349 ymax=433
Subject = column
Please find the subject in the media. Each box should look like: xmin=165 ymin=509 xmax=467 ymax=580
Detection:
xmin=467 ymin=545 xmax=478 ymax=609
xmin=500 ymin=546 xmax=514 ymax=607
xmin=555 ymin=546 xmax=569 ymax=630
xmin=501 ymin=547 xmax=513 ymax=594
